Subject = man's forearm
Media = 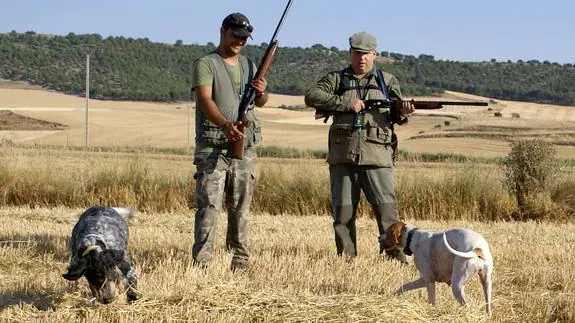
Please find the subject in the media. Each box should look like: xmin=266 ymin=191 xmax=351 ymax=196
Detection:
xmin=198 ymin=99 xmax=228 ymax=128
xmin=304 ymin=87 xmax=348 ymax=112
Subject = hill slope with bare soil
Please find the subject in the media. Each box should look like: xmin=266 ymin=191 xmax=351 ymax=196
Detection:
xmin=0 ymin=110 xmax=68 ymax=131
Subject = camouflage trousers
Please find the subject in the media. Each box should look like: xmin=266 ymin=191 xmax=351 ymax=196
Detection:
xmin=329 ymin=164 xmax=404 ymax=260
xmin=192 ymin=147 xmax=256 ymax=267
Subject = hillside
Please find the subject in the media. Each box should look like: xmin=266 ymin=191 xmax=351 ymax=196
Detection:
xmin=1 ymin=86 xmax=575 ymax=159
xmin=1 ymin=31 xmax=575 ymax=105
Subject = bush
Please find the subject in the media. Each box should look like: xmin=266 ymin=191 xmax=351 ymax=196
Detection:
xmin=551 ymin=180 xmax=575 ymax=216
xmin=494 ymin=112 xmax=503 ymax=117
xmin=501 ymin=139 xmax=559 ymax=217
xmin=444 ymin=120 xmax=451 ymax=126
xmin=511 ymin=112 xmax=521 ymax=118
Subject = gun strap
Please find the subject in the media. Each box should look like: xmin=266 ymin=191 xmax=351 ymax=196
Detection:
xmin=336 ymin=70 xmax=382 ymax=99
xmin=335 ymin=70 xmax=349 ymax=96
xmin=374 ymin=69 xmax=390 ymax=101
xmin=375 ymin=68 xmax=400 ymax=164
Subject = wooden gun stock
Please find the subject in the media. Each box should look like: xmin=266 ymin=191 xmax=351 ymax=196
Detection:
xmin=256 ymin=43 xmax=278 ymax=83
xmin=229 ymin=120 xmax=249 ymax=159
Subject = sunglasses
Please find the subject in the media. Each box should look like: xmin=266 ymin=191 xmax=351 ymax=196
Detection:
xmin=225 ymin=19 xmax=253 ymax=33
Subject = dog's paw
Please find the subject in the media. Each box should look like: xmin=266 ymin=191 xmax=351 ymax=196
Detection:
xmin=127 ymin=289 xmax=140 ymax=303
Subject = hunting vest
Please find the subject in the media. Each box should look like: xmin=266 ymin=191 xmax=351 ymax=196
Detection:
xmin=195 ymin=52 xmax=261 ymax=149
xmin=328 ymin=68 xmax=395 ymax=167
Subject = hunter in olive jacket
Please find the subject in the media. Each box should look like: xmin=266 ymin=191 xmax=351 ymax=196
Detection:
xmin=305 ymin=66 xmax=404 ymax=167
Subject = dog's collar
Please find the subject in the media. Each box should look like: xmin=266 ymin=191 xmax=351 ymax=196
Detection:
xmin=81 ymin=234 xmax=106 ymax=257
xmin=81 ymin=244 xmax=101 ymax=257
xmin=403 ymin=228 xmax=417 ymax=256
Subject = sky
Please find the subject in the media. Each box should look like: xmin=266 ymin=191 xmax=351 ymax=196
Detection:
xmin=1 ymin=0 xmax=574 ymax=64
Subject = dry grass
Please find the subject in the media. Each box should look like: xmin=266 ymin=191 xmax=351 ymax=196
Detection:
xmin=1 ymin=145 xmax=573 ymax=221
xmin=1 ymin=207 xmax=575 ymax=322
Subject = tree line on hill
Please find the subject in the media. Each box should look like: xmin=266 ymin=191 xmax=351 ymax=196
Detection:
xmin=1 ymin=31 xmax=574 ymax=105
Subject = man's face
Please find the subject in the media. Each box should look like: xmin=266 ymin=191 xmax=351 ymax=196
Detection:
xmin=220 ymin=28 xmax=248 ymax=55
xmin=350 ymin=49 xmax=376 ymax=75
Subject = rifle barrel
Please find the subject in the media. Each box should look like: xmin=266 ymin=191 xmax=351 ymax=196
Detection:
xmin=415 ymin=100 xmax=488 ymax=106
xmin=409 ymin=100 xmax=488 ymax=110
xmin=268 ymin=0 xmax=294 ymax=45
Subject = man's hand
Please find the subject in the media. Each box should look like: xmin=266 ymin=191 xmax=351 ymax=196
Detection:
xmin=221 ymin=121 xmax=245 ymax=142
xmin=400 ymin=100 xmax=415 ymax=115
xmin=252 ymin=78 xmax=267 ymax=95
xmin=350 ymin=98 xmax=365 ymax=113
xmin=253 ymin=78 xmax=269 ymax=107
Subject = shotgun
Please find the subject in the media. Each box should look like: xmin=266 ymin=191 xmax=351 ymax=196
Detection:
xmin=315 ymin=98 xmax=489 ymax=125
xmin=229 ymin=0 xmax=294 ymax=159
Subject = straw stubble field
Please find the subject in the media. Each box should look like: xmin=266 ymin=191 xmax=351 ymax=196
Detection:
xmin=1 ymin=207 xmax=575 ymax=322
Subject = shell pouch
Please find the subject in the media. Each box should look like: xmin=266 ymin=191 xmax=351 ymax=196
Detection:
xmin=364 ymin=110 xmax=392 ymax=145
xmin=243 ymin=111 xmax=262 ymax=147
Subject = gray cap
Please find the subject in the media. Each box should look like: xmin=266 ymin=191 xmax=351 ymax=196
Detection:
xmin=349 ymin=32 xmax=377 ymax=52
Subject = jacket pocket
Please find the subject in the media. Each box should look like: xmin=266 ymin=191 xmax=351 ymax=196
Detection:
xmin=365 ymin=120 xmax=392 ymax=145
xmin=328 ymin=124 xmax=358 ymax=164
xmin=361 ymin=120 xmax=394 ymax=167
xmin=244 ymin=112 xmax=261 ymax=147
xmin=198 ymin=121 xmax=228 ymax=147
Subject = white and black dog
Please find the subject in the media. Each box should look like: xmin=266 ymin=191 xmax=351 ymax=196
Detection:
xmin=62 ymin=206 xmax=139 ymax=304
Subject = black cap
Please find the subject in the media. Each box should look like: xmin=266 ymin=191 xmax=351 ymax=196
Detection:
xmin=222 ymin=13 xmax=253 ymax=38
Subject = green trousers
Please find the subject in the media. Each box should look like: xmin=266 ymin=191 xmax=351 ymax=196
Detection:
xmin=329 ymin=163 xmax=403 ymax=260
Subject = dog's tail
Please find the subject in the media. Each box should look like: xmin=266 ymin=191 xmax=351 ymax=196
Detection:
xmin=112 ymin=207 xmax=134 ymax=220
xmin=442 ymin=233 xmax=485 ymax=260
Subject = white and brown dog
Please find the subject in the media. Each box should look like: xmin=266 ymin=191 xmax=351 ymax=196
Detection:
xmin=381 ymin=222 xmax=493 ymax=316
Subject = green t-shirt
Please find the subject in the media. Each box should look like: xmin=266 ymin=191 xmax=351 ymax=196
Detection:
xmin=192 ymin=58 xmax=242 ymax=97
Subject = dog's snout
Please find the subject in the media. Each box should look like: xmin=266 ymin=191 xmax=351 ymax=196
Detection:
xmin=101 ymin=297 xmax=114 ymax=304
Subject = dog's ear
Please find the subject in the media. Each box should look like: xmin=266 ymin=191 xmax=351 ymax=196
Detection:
xmin=62 ymin=258 xmax=86 ymax=281
xmin=390 ymin=222 xmax=406 ymax=245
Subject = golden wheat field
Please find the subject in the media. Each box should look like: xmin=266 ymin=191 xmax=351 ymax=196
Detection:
xmin=1 ymin=85 xmax=575 ymax=322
